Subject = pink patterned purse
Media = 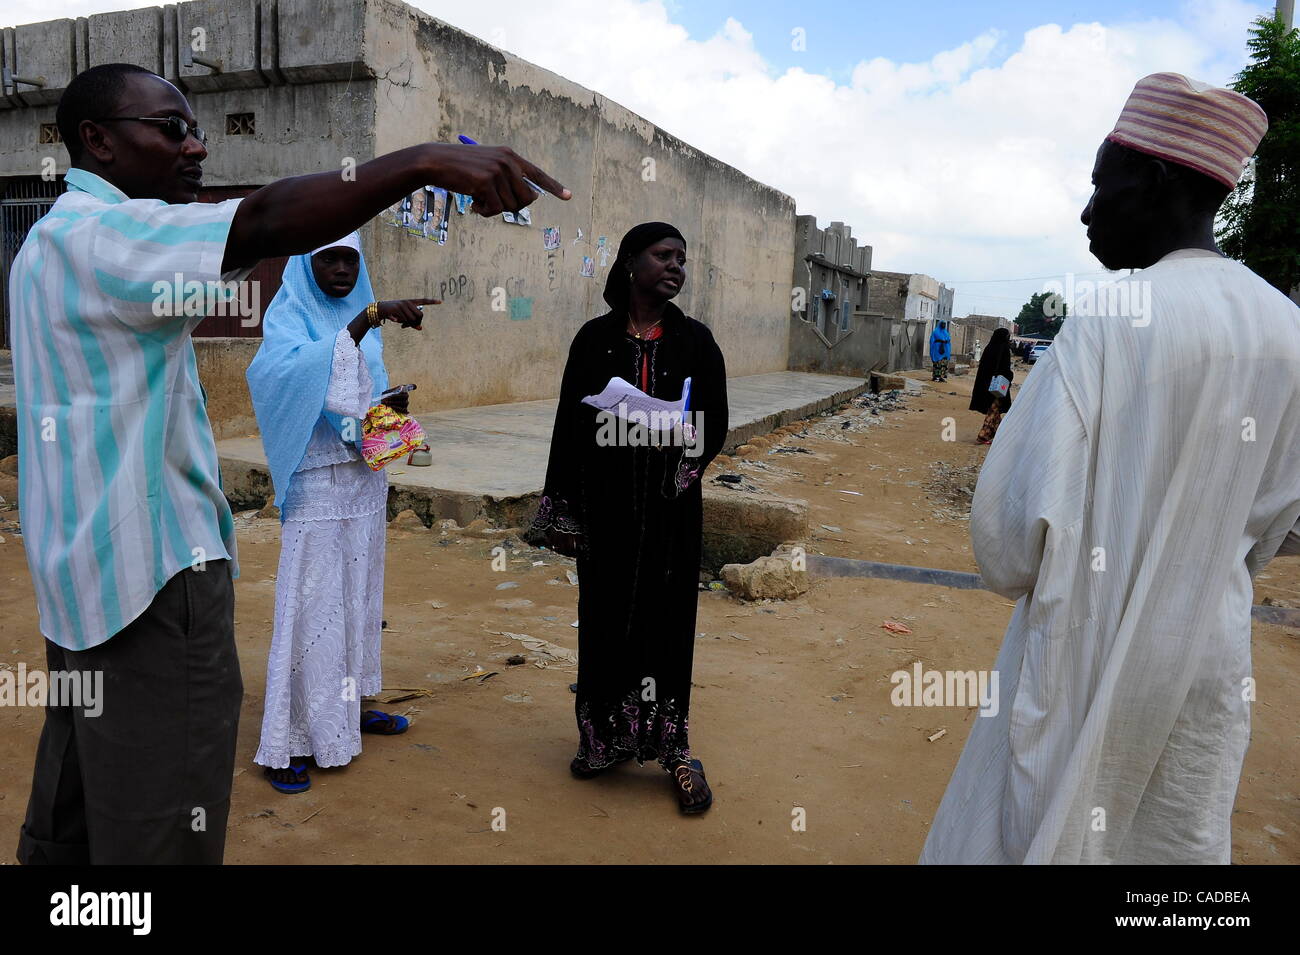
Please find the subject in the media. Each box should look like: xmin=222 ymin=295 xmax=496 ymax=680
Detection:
xmin=360 ymin=404 xmax=427 ymax=470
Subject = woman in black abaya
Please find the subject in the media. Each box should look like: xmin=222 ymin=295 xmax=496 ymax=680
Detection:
xmin=970 ymin=327 xmax=1014 ymax=444
xmin=532 ymin=222 xmax=728 ymax=813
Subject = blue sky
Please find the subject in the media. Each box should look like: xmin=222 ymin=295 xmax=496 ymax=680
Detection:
xmin=667 ymin=1 xmax=1206 ymax=80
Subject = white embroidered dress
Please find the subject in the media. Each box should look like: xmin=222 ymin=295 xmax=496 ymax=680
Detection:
xmin=254 ymin=329 xmax=389 ymax=768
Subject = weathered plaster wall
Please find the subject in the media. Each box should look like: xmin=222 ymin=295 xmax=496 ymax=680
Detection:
xmin=2 ymin=0 xmax=795 ymax=421
xmin=365 ymin=1 xmax=795 ymax=408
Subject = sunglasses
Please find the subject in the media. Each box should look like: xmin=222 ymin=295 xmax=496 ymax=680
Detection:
xmin=94 ymin=115 xmax=207 ymax=145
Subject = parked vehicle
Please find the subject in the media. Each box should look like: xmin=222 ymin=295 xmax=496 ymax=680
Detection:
xmin=1026 ymin=342 xmax=1051 ymax=364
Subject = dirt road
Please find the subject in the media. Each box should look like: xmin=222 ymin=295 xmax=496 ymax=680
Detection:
xmin=1 ymin=366 xmax=1295 ymax=864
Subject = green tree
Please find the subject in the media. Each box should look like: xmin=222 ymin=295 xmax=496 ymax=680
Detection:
xmin=1015 ymin=291 xmax=1067 ymax=339
xmin=1217 ymin=14 xmax=1300 ymax=296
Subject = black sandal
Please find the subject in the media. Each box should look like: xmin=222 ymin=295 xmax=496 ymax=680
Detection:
xmin=671 ymin=758 xmax=713 ymax=814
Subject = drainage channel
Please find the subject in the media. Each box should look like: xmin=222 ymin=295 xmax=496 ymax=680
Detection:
xmin=806 ymin=555 xmax=1300 ymax=628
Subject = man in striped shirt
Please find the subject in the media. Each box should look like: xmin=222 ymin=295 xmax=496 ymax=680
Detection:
xmin=13 ymin=63 xmax=568 ymax=864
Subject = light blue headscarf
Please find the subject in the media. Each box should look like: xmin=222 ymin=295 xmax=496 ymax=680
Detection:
xmin=246 ymin=234 xmax=389 ymax=511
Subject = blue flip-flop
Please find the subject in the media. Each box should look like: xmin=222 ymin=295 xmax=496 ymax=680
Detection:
xmin=361 ymin=710 xmax=410 ymax=735
xmin=265 ymin=761 xmax=311 ymax=794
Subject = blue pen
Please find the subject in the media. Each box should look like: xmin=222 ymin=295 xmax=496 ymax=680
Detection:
xmin=681 ymin=378 xmax=696 ymax=444
xmin=457 ymin=135 xmax=545 ymax=195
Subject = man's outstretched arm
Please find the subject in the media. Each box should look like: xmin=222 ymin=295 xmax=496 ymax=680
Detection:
xmin=222 ymin=143 xmax=569 ymax=273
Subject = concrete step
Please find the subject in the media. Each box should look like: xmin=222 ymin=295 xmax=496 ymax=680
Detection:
xmin=217 ymin=370 xmax=868 ymax=530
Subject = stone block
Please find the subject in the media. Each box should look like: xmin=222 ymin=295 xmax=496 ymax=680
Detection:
xmin=177 ymin=0 xmax=266 ymax=91
xmin=11 ymin=19 xmax=78 ymax=106
xmin=88 ymin=9 xmax=166 ymax=75
xmin=276 ymin=0 xmax=367 ymax=83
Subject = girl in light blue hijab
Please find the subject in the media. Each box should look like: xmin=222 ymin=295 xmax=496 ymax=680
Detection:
xmin=246 ymin=232 xmax=433 ymax=794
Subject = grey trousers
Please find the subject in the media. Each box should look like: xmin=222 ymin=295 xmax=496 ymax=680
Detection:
xmin=17 ymin=561 xmax=242 ymax=865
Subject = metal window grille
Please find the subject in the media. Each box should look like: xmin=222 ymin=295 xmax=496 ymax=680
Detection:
xmin=226 ymin=113 xmax=255 ymax=136
xmin=2 ymin=176 xmax=65 ymax=348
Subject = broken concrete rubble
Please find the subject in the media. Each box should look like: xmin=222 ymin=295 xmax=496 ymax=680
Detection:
xmin=720 ymin=551 xmax=810 ymax=601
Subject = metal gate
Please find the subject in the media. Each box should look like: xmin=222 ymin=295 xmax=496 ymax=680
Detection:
xmin=2 ymin=176 xmax=64 ymax=349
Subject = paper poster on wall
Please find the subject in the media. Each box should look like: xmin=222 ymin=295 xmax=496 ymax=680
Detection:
xmin=404 ymin=188 xmax=428 ymax=237
xmin=502 ymin=211 xmax=517 ymax=224
xmin=427 ymin=187 xmax=450 ymax=245
xmin=515 ymin=207 xmax=532 ymax=226
xmin=543 ymin=227 xmax=561 ymax=250
xmin=580 ymin=256 xmax=595 ymax=278
xmin=385 ymin=186 xmax=451 ymax=243
xmin=452 ymin=192 xmax=473 ymax=215
xmin=597 ymin=236 xmax=609 ymax=267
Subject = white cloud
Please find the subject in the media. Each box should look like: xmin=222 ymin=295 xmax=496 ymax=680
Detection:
xmin=417 ymin=0 xmax=1270 ymax=316
xmin=7 ymin=0 xmax=1271 ymax=316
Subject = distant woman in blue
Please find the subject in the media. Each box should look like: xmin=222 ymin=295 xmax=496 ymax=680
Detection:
xmin=929 ymin=320 xmax=952 ymax=382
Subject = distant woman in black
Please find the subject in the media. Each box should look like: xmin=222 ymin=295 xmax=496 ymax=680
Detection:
xmin=533 ymin=222 xmax=728 ymax=813
xmin=971 ymin=327 xmax=1013 ymax=444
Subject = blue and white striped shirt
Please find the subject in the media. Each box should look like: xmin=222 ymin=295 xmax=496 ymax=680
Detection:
xmin=10 ymin=168 xmax=250 ymax=650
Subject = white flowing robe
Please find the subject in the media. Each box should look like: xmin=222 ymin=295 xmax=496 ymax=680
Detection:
xmin=255 ymin=330 xmax=389 ymax=769
xmin=921 ymin=250 xmax=1300 ymax=864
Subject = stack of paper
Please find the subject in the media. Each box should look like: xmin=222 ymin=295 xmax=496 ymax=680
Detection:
xmin=581 ymin=376 xmax=691 ymax=419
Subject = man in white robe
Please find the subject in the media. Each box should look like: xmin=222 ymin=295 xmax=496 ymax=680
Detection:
xmin=921 ymin=73 xmax=1300 ymax=864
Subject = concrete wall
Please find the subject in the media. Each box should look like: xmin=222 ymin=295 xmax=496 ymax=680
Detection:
xmin=364 ymin=3 xmax=795 ymax=408
xmin=866 ymin=271 xmax=908 ymax=322
xmin=938 ymin=284 xmax=953 ymax=323
xmin=960 ymin=313 xmax=1012 ymax=332
xmin=864 ymin=270 xmax=920 ymax=371
xmin=787 ymin=215 xmax=888 ymax=376
xmin=0 ymin=4 xmax=378 ymax=176
xmin=950 ymin=314 xmax=1011 ymax=361
xmin=947 ymin=322 xmax=973 ymax=360
xmin=194 ymin=338 xmax=259 ymax=438
xmin=1 ymin=0 xmax=796 ymax=420
xmin=904 ymin=273 xmax=938 ymax=324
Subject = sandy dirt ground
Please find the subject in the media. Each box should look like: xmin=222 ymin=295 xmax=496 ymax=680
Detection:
xmin=1 ymin=365 xmax=1296 ymax=864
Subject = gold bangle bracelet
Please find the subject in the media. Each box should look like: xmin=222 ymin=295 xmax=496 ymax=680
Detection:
xmin=366 ymin=302 xmax=381 ymax=327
